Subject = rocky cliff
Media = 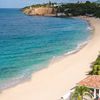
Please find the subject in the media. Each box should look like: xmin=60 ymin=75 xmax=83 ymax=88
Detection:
xmin=23 ymin=7 xmax=57 ymax=16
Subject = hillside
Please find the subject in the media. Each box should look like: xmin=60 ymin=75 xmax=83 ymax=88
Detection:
xmin=22 ymin=1 xmax=100 ymax=18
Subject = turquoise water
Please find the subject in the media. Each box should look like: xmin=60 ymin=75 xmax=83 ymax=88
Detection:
xmin=0 ymin=9 xmax=91 ymax=90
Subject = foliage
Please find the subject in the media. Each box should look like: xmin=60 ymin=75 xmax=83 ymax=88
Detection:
xmin=57 ymin=1 xmax=100 ymax=17
xmin=71 ymin=86 xmax=93 ymax=100
xmin=22 ymin=1 xmax=100 ymax=18
xmin=89 ymin=55 xmax=100 ymax=75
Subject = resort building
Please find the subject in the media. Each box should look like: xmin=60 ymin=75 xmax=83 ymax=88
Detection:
xmin=78 ymin=75 xmax=100 ymax=99
xmin=61 ymin=75 xmax=100 ymax=100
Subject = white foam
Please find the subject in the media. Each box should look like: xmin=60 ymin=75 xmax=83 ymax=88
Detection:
xmin=87 ymin=26 xmax=93 ymax=31
xmin=0 ymin=69 xmax=32 ymax=91
xmin=50 ymin=40 xmax=89 ymax=64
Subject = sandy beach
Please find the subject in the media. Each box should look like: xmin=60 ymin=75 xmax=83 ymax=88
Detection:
xmin=0 ymin=17 xmax=100 ymax=100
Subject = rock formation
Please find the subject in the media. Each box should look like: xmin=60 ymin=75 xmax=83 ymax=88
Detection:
xmin=23 ymin=7 xmax=57 ymax=16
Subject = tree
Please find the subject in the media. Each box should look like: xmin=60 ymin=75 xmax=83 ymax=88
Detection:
xmin=71 ymin=86 xmax=93 ymax=100
xmin=89 ymin=65 xmax=100 ymax=75
xmin=86 ymin=1 xmax=91 ymax=4
xmin=22 ymin=1 xmax=100 ymax=18
xmin=48 ymin=0 xmax=52 ymax=6
xmin=89 ymin=54 xmax=100 ymax=75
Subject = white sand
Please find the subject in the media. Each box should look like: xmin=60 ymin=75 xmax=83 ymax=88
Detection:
xmin=0 ymin=17 xmax=100 ymax=100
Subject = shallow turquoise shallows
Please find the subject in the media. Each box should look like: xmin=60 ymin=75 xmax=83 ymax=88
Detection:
xmin=0 ymin=9 xmax=91 ymax=90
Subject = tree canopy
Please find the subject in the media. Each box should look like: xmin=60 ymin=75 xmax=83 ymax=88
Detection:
xmin=57 ymin=1 xmax=100 ymax=17
xmin=22 ymin=1 xmax=100 ymax=18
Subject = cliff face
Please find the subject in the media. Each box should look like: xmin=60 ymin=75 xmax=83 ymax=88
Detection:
xmin=23 ymin=7 xmax=57 ymax=16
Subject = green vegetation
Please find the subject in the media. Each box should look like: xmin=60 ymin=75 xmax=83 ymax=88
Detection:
xmin=57 ymin=1 xmax=100 ymax=17
xmin=71 ymin=54 xmax=100 ymax=100
xmin=22 ymin=1 xmax=100 ymax=18
xmin=71 ymin=86 xmax=93 ymax=100
xmin=22 ymin=1 xmax=57 ymax=11
xmin=30 ymin=1 xmax=57 ymax=8
xmin=89 ymin=54 xmax=100 ymax=75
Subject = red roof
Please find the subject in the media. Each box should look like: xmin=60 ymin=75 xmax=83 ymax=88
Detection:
xmin=78 ymin=75 xmax=100 ymax=89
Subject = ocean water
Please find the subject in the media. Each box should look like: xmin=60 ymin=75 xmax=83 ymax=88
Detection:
xmin=0 ymin=9 xmax=91 ymax=90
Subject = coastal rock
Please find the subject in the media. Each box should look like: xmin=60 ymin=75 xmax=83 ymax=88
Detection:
xmin=23 ymin=7 xmax=57 ymax=16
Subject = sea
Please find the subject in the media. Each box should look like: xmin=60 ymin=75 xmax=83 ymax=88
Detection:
xmin=0 ymin=9 xmax=91 ymax=90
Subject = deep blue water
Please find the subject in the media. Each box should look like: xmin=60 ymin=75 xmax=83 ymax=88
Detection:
xmin=0 ymin=9 xmax=91 ymax=89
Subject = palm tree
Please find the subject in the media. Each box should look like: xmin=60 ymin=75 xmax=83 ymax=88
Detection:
xmin=71 ymin=86 xmax=93 ymax=100
xmin=89 ymin=65 xmax=100 ymax=75
xmin=89 ymin=53 xmax=100 ymax=75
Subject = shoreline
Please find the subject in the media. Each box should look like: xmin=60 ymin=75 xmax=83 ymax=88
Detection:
xmin=50 ymin=17 xmax=94 ymax=64
xmin=0 ymin=17 xmax=100 ymax=100
xmin=50 ymin=40 xmax=89 ymax=65
xmin=0 ymin=17 xmax=92 ymax=91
